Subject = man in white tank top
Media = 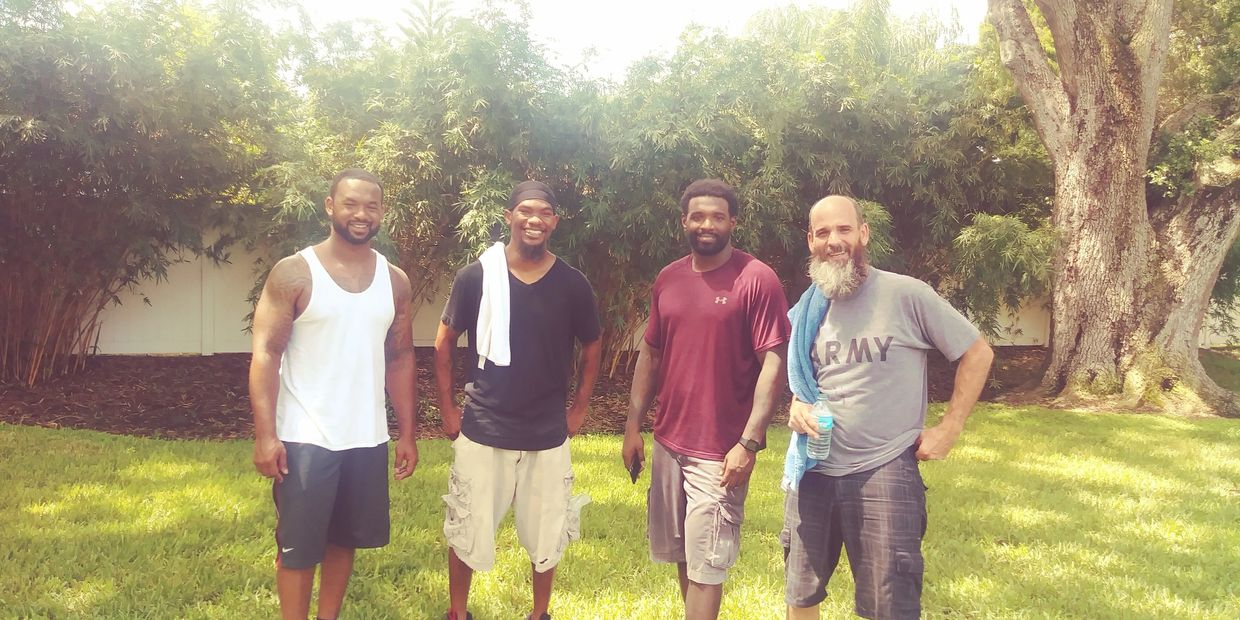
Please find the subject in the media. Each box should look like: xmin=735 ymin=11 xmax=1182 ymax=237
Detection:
xmin=249 ymin=169 xmax=419 ymax=620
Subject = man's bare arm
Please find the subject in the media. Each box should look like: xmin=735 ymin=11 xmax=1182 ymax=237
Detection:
xmin=249 ymin=257 xmax=308 ymax=481
xmin=720 ymin=343 xmax=787 ymax=487
xmin=433 ymin=321 xmax=463 ymax=437
xmin=622 ymin=340 xmax=662 ymax=472
xmin=739 ymin=343 xmax=788 ymax=444
xmin=385 ymin=266 xmax=417 ymax=440
xmin=916 ymin=337 xmax=993 ymax=460
xmin=624 ymin=340 xmax=662 ymax=434
xmin=567 ymin=338 xmax=603 ymax=435
xmin=942 ymin=337 xmax=994 ymax=426
xmin=386 ymin=266 xmax=418 ymax=479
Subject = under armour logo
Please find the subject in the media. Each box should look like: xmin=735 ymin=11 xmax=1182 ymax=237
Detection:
xmin=715 ymin=296 xmax=728 ymax=304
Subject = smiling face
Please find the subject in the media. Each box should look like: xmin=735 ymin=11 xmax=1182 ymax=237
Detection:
xmin=682 ymin=195 xmax=736 ymax=257
xmin=325 ymin=178 xmax=384 ymax=245
xmin=807 ymin=196 xmax=870 ymax=297
xmin=505 ymin=198 xmax=558 ymax=259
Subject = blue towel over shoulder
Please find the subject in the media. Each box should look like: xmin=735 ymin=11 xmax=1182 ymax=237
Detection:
xmin=781 ymin=284 xmax=830 ymax=492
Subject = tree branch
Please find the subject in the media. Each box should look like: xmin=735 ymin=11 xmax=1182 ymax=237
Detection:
xmin=1118 ymin=0 xmax=1174 ymax=53
xmin=988 ymin=0 xmax=1072 ymax=157
xmin=1157 ymin=80 xmax=1240 ymax=137
xmin=1032 ymin=0 xmax=1080 ymax=105
xmin=1125 ymin=0 xmax=1176 ymax=108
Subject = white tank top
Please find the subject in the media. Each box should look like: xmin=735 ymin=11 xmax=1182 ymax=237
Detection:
xmin=275 ymin=247 xmax=395 ymax=449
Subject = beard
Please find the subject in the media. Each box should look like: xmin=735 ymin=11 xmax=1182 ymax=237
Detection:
xmin=809 ymin=247 xmax=868 ymax=298
xmin=687 ymin=230 xmax=730 ymax=256
xmin=517 ymin=238 xmax=548 ymax=260
xmin=333 ymin=220 xmax=379 ymax=245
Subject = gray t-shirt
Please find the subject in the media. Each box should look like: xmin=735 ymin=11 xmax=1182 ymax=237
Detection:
xmin=809 ymin=267 xmax=980 ymax=476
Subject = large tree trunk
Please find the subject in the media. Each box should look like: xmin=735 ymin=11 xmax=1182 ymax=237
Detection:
xmin=1131 ymin=184 xmax=1240 ymax=415
xmin=991 ymin=0 xmax=1240 ymax=416
xmin=1042 ymin=147 xmax=1151 ymax=398
xmin=1046 ymin=161 xmax=1240 ymax=415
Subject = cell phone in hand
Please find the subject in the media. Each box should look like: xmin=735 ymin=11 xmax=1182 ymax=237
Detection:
xmin=628 ymin=458 xmax=643 ymax=484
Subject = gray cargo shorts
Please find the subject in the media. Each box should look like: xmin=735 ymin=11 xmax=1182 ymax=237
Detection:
xmin=781 ymin=446 xmax=927 ymax=619
xmin=647 ymin=440 xmax=749 ymax=586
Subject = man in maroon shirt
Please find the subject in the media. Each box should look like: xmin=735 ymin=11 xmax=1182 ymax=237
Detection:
xmin=623 ymin=179 xmax=790 ymax=619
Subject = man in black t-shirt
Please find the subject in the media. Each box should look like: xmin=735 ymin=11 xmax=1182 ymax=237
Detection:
xmin=433 ymin=180 xmax=602 ymax=620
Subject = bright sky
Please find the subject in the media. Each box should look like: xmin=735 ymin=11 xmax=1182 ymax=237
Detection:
xmin=275 ymin=0 xmax=988 ymax=80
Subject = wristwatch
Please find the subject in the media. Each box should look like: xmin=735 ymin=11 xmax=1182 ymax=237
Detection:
xmin=738 ymin=436 xmax=764 ymax=453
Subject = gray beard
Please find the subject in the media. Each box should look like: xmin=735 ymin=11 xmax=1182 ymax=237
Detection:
xmin=809 ymin=255 xmax=865 ymax=299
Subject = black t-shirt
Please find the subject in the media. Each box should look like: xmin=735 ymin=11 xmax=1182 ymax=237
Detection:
xmin=441 ymin=257 xmax=601 ymax=450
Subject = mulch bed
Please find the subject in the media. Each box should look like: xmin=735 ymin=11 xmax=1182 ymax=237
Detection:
xmin=0 ymin=347 xmax=1045 ymax=441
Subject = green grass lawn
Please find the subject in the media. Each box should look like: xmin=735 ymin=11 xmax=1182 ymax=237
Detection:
xmin=3 ymin=406 xmax=1239 ymax=619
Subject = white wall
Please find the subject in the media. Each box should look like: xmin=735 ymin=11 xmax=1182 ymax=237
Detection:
xmin=95 ymin=247 xmax=450 ymax=354
xmin=95 ymin=254 xmax=1237 ymax=355
xmin=982 ymin=297 xmax=1239 ymax=348
xmin=987 ymin=300 xmax=1052 ymax=346
xmin=97 ymin=248 xmax=255 ymax=354
xmin=95 ymin=258 xmax=205 ymax=354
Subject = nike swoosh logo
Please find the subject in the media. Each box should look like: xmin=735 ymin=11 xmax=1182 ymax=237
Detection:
xmin=281 ymin=547 xmax=295 ymax=553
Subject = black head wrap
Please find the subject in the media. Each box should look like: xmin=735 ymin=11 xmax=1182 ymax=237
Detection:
xmin=507 ymin=180 xmax=558 ymax=211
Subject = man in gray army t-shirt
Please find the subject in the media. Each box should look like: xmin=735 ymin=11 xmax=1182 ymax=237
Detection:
xmin=783 ymin=195 xmax=994 ymax=620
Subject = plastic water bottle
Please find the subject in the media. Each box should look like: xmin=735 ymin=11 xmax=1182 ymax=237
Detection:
xmin=806 ymin=400 xmax=833 ymax=460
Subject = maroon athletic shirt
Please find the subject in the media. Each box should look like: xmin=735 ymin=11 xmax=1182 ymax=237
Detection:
xmin=644 ymin=250 xmax=791 ymax=460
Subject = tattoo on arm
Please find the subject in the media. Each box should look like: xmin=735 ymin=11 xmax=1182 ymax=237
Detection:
xmin=268 ymin=267 xmax=310 ymax=306
xmin=386 ymin=266 xmax=415 ymax=363
xmin=265 ymin=317 xmax=292 ymax=356
xmin=386 ymin=309 xmax=413 ymax=362
xmin=257 ymin=259 xmax=308 ymax=356
xmin=250 ymin=257 xmax=306 ymax=437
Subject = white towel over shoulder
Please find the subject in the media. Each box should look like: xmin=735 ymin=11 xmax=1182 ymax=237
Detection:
xmin=475 ymin=242 xmax=511 ymax=369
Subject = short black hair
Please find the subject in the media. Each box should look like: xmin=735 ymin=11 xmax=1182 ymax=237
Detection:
xmin=679 ymin=179 xmax=738 ymax=216
xmin=330 ymin=168 xmax=383 ymax=201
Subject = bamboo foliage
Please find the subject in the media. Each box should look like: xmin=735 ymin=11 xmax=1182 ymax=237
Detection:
xmin=0 ymin=0 xmax=1158 ymax=394
xmin=206 ymin=0 xmax=1062 ymax=365
xmin=1 ymin=269 xmax=108 ymax=386
xmin=1 ymin=0 xmax=1057 ymax=391
xmin=0 ymin=0 xmax=290 ymax=386
xmin=5 ymin=0 xmax=1239 ymax=417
